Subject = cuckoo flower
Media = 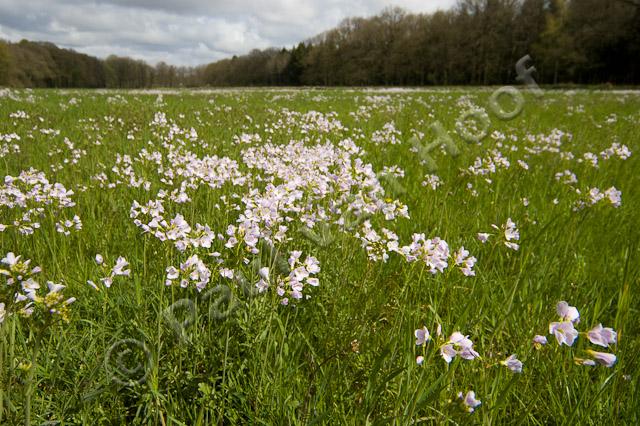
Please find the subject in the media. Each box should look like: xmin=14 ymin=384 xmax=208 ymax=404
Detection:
xmin=414 ymin=326 xmax=430 ymax=346
xmin=441 ymin=331 xmax=479 ymax=363
xmin=501 ymin=354 xmax=523 ymax=373
xmin=458 ymin=391 xmax=482 ymax=413
xmin=556 ymin=301 xmax=580 ymax=323
xmin=586 ymin=350 xmax=617 ymax=368
xmin=587 ymin=324 xmax=617 ymax=347
xmin=549 ymin=321 xmax=579 ymax=346
xmin=533 ymin=334 xmax=548 ymax=349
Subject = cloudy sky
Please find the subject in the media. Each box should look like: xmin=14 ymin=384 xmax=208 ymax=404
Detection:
xmin=0 ymin=0 xmax=455 ymax=66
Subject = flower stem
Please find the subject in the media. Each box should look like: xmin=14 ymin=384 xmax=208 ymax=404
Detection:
xmin=24 ymin=334 xmax=40 ymax=426
xmin=0 ymin=321 xmax=5 ymax=424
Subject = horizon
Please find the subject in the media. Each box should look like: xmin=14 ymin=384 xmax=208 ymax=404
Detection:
xmin=0 ymin=0 xmax=456 ymax=67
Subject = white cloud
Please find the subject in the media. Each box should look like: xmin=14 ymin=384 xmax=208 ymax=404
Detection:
xmin=0 ymin=0 xmax=455 ymax=66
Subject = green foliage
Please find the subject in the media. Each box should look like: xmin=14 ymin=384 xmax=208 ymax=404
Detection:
xmin=0 ymin=40 xmax=10 ymax=86
xmin=0 ymin=87 xmax=638 ymax=424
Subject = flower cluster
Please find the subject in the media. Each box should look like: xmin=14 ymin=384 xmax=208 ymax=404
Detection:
xmin=131 ymin=200 xmax=217 ymax=252
xmin=355 ymin=223 xmax=478 ymax=276
xmin=355 ymin=221 xmax=399 ymax=262
xmin=371 ymin=122 xmax=402 ymax=145
xmin=421 ymin=174 xmax=442 ymax=190
xmin=582 ymin=186 xmax=622 ymax=208
xmin=555 ymin=170 xmax=578 ymax=185
xmin=275 ymin=251 xmax=321 ymax=305
xmin=165 ymin=254 xmax=212 ymax=291
xmin=400 ymin=234 xmax=451 ymax=273
xmin=466 ymin=150 xmax=511 ymax=176
xmin=414 ymin=323 xmax=485 ymax=413
xmin=414 ymin=325 xmax=480 ymax=364
xmin=453 ymin=247 xmax=477 ymax=277
xmin=0 ymin=132 xmax=21 ymax=158
xmin=478 ymin=218 xmax=520 ymax=250
xmin=0 ymin=168 xmax=78 ymax=235
xmin=440 ymin=331 xmax=480 ymax=363
xmin=55 ymin=215 xmax=83 ymax=235
xmin=1 ymin=252 xmax=75 ymax=325
xmin=599 ymin=142 xmax=631 ymax=160
xmin=87 ymin=255 xmax=131 ymax=290
xmin=541 ymin=301 xmax=617 ymax=368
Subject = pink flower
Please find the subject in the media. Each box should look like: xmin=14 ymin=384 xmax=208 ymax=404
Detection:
xmin=112 ymin=256 xmax=131 ymax=277
xmin=458 ymin=391 xmax=481 ymax=413
xmin=533 ymin=335 xmax=548 ymax=348
xmin=414 ymin=327 xmax=430 ymax=346
xmin=501 ymin=354 xmax=523 ymax=373
xmin=587 ymin=324 xmax=617 ymax=347
xmin=586 ymin=350 xmax=617 ymax=367
xmin=549 ymin=321 xmax=579 ymax=346
xmin=441 ymin=332 xmax=479 ymax=363
xmin=556 ymin=301 xmax=580 ymax=323
xmin=440 ymin=344 xmax=457 ymax=364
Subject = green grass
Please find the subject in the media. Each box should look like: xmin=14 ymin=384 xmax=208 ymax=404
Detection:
xmin=0 ymin=87 xmax=638 ymax=424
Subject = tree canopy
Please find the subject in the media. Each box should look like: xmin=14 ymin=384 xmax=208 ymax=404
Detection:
xmin=0 ymin=0 xmax=638 ymax=88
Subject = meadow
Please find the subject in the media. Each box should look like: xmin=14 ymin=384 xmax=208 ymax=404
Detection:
xmin=0 ymin=87 xmax=638 ymax=424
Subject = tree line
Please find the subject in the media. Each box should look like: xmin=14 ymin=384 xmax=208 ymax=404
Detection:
xmin=1 ymin=0 xmax=639 ymax=88
xmin=0 ymin=40 xmax=207 ymax=88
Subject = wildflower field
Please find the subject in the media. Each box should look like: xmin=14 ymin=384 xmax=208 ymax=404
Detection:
xmin=0 ymin=87 xmax=638 ymax=424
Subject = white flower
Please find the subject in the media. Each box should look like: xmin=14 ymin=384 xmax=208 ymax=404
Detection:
xmin=477 ymin=233 xmax=490 ymax=243
xmin=304 ymin=257 xmax=321 ymax=274
xmin=440 ymin=344 xmax=457 ymax=363
xmin=504 ymin=218 xmax=519 ymax=242
xmin=179 ymin=255 xmax=211 ymax=291
xmin=288 ymin=250 xmax=303 ymax=268
xmin=255 ymin=279 xmax=269 ymax=293
xmin=47 ymin=281 xmax=65 ymax=293
xmin=505 ymin=242 xmax=520 ymax=251
xmin=454 ymin=247 xmax=477 ymax=276
xmin=87 ymin=280 xmax=99 ymax=291
xmin=219 ymin=268 xmax=234 ymax=279
xmin=422 ymin=174 xmax=442 ymax=190
xmin=258 ymin=267 xmax=270 ymax=281
xmin=165 ymin=266 xmax=179 ymax=286
xmin=1 ymin=252 xmax=19 ymax=267
xmin=100 ymin=276 xmax=113 ymax=288
xmin=604 ymin=187 xmax=622 ymax=207
xmin=112 ymin=257 xmax=130 ymax=277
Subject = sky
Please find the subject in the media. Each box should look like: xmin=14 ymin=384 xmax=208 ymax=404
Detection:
xmin=0 ymin=0 xmax=456 ymax=66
